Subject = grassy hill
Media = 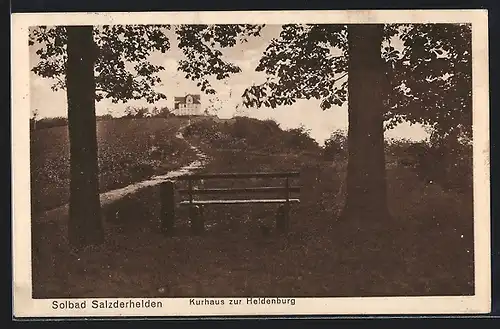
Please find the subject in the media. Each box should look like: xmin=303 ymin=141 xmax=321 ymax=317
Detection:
xmin=30 ymin=117 xmax=197 ymax=214
xmin=31 ymin=115 xmax=474 ymax=299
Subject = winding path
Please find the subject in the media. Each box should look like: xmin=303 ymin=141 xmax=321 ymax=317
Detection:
xmin=36 ymin=125 xmax=210 ymax=224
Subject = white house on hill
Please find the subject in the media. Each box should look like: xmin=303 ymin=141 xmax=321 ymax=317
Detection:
xmin=173 ymin=94 xmax=202 ymax=116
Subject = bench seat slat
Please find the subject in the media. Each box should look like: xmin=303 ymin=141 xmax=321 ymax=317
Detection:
xmin=177 ymin=171 xmax=300 ymax=180
xmin=178 ymin=187 xmax=300 ymax=194
xmin=179 ymin=199 xmax=300 ymax=205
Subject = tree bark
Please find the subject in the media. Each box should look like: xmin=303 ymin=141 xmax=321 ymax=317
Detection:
xmin=341 ymin=24 xmax=391 ymax=226
xmin=66 ymin=26 xmax=103 ymax=249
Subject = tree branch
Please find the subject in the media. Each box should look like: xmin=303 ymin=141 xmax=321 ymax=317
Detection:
xmin=333 ymin=72 xmax=348 ymax=83
xmin=55 ymin=75 xmax=65 ymax=86
xmin=95 ymin=87 xmax=111 ymax=93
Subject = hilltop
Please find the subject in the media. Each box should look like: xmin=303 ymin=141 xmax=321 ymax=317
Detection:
xmin=30 ymin=116 xmax=197 ymax=214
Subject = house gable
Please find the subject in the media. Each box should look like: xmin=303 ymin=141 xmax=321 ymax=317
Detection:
xmin=174 ymin=94 xmax=201 ymax=109
xmin=189 ymin=94 xmax=201 ymax=104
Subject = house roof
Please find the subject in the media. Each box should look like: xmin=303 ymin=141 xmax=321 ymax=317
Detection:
xmin=174 ymin=94 xmax=201 ymax=104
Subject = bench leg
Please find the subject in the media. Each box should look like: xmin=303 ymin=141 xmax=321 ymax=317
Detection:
xmin=190 ymin=205 xmax=205 ymax=235
xmin=276 ymin=204 xmax=290 ymax=234
xmin=160 ymin=181 xmax=175 ymax=236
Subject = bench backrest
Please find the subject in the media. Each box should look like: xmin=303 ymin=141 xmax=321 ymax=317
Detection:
xmin=176 ymin=171 xmax=300 ymax=205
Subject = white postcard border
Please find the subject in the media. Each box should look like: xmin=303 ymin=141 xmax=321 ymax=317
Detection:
xmin=11 ymin=9 xmax=491 ymax=318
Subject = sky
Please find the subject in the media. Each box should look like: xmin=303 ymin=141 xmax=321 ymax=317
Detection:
xmin=29 ymin=25 xmax=429 ymax=145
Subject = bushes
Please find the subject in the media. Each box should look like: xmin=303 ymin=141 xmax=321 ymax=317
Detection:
xmin=32 ymin=114 xmax=116 ymax=131
xmin=31 ymin=117 xmax=68 ymax=130
xmin=184 ymin=116 xmax=321 ymax=154
xmin=183 ymin=117 xmax=220 ymax=138
xmin=284 ymin=126 xmax=319 ymax=151
xmin=323 ymin=129 xmax=347 ymax=160
xmin=385 ymin=138 xmax=415 ymax=158
xmin=123 ymin=106 xmax=176 ymax=119
xmin=398 ymin=139 xmax=472 ymax=192
xmin=154 ymin=107 xmax=175 ymax=118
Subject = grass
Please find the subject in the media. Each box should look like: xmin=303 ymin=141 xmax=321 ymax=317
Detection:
xmin=31 ymin=123 xmax=474 ymax=298
xmin=30 ymin=117 xmax=197 ymax=214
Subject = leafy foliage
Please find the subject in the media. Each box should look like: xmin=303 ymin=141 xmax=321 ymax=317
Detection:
xmin=30 ymin=25 xmax=171 ymax=103
xmin=153 ymin=106 xmax=175 ymax=118
xmin=386 ymin=137 xmax=472 ymax=192
xmin=384 ymin=24 xmax=472 ymax=140
xmin=184 ymin=117 xmax=320 ymax=153
xmin=93 ymin=25 xmax=171 ymax=103
xmin=29 ymin=24 xmax=264 ymax=103
xmin=323 ymin=129 xmax=348 ymax=160
xmin=285 ymin=125 xmax=319 ymax=151
xmin=123 ymin=106 xmax=152 ymax=118
xmin=242 ymin=24 xmax=348 ymax=109
xmin=241 ymin=24 xmax=472 ymax=141
xmin=30 ymin=23 xmax=472 ymax=141
xmin=31 ymin=116 xmax=68 ymax=130
xmin=175 ymin=24 xmax=264 ymax=95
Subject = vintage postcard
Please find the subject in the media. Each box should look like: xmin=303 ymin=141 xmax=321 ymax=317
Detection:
xmin=11 ymin=9 xmax=490 ymax=318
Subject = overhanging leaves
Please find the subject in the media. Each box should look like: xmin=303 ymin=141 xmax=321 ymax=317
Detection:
xmin=30 ymin=24 xmax=264 ymax=103
xmin=30 ymin=25 xmax=171 ymax=104
xmin=241 ymin=23 xmax=472 ymax=139
xmin=175 ymin=24 xmax=264 ymax=95
xmin=386 ymin=23 xmax=472 ymax=139
xmin=242 ymin=24 xmax=348 ymax=110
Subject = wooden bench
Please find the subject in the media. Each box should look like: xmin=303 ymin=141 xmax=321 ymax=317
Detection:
xmin=159 ymin=171 xmax=300 ymax=235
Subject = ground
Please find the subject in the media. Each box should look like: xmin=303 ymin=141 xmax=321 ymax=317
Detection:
xmin=30 ymin=117 xmax=474 ymax=298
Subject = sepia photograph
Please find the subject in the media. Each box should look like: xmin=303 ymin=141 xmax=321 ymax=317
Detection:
xmin=12 ymin=10 xmax=490 ymax=317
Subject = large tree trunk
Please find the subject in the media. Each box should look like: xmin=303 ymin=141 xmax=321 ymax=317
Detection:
xmin=66 ymin=26 xmax=103 ymax=249
xmin=341 ymin=24 xmax=391 ymax=226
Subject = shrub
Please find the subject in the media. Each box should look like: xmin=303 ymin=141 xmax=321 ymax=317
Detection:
xmin=124 ymin=106 xmax=151 ymax=118
xmin=402 ymin=139 xmax=472 ymax=192
xmin=323 ymin=129 xmax=347 ymax=160
xmin=284 ymin=125 xmax=319 ymax=152
xmin=385 ymin=138 xmax=415 ymax=157
xmin=33 ymin=117 xmax=68 ymax=130
xmin=184 ymin=116 xmax=321 ymax=154
xmin=154 ymin=107 xmax=175 ymax=118
xmin=97 ymin=114 xmax=114 ymax=121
